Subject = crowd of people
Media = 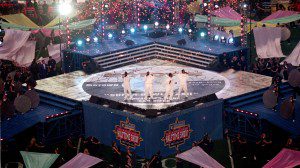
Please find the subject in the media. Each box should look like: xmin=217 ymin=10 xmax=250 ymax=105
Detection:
xmin=0 ymin=58 xmax=58 ymax=120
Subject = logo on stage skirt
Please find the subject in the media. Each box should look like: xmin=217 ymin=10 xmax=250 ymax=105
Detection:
xmin=113 ymin=118 xmax=143 ymax=148
xmin=162 ymin=118 xmax=193 ymax=148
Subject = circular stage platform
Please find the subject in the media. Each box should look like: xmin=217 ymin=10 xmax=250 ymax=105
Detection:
xmin=82 ymin=66 xmax=229 ymax=110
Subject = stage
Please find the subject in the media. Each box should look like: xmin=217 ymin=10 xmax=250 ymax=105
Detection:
xmin=36 ymin=59 xmax=272 ymax=112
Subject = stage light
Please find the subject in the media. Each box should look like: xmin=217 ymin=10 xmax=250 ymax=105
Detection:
xmin=92 ymin=6 xmax=96 ymax=10
xmin=104 ymin=4 xmax=109 ymax=8
xmin=108 ymin=33 xmax=113 ymax=39
xmin=154 ymin=21 xmax=159 ymax=26
xmin=215 ymin=4 xmax=219 ymax=8
xmin=121 ymin=30 xmax=126 ymax=34
xmin=143 ymin=25 xmax=148 ymax=31
xmin=188 ymin=29 xmax=192 ymax=33
xmin=86 ymin=37 xmax=90 ymax=42
xmin=200 ymin=32 xmax=205 ymax=37
xmin=77 ymin=40 xmax=83 ymax=46
xmin=178 ymin=27 xmax=183 ymax=33
xmin=93 ymin=37 xmax=98 ymax=43
xmin=221 ymin=36 xmax=225 ymax=40
xmin=243 ymin=3 xmax=248 ymax=8
xmin=130 ymin=28 xmax=135 ymax=33
xmin=203 ymin=3 xmax=207 ymax=7
xmin=0 ymin=40 xmax=2 ymax=46
xmin=58 ymin=2 xmax=72 ymax=16
xmin=214 ymin=35 xmax=219 ymax=40
xmin=166 ymin=24 xmax=170 ymax=30
xmin=228 ymin=38 xmax=234 ymax=44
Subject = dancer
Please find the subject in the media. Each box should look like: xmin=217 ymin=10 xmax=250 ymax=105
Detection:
xmin=178 ymin=69 xmax=189 ymax=98
xmin=123 ymin=71 xmax=132 ymax=100
xmin=164 ymin=73 xmax=174 ymax=101
xmin=144 ymin=71 xmax=154 ymax=100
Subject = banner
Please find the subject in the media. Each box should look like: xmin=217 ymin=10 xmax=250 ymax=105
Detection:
xmin=60 ymin=153 xmax=102 ymax=168
xmin=283 ymin=41 xmax=300 ymax=66
xmin=20 ymin=151 xmax=59 ymax=168
xmin=253 ymin=27 xmax=285 ymax=58
xmin=0 ymin=29 xmax=32 ymax=66
xmin=262 ymin=10 xmax=299 ymax=21
xmin=211 ymin=6 xmax=241 ymax=21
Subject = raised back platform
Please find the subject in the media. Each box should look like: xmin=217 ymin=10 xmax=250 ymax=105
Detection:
xmin=63 ymin=34 xmax=247 ymax=72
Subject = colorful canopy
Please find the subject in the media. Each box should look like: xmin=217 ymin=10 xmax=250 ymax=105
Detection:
xmin=263 ymin=148 xmax=300 ymax=168
xmin=262 ymin=10 xmax=299 ymax=21
xmin=176 ymin=146 xmax=224 ymax=168
xmin=211 ymin=6 xmax=241 ymax=21
xmin=0 ymin=13 xmax=39 ymax=28
xmin=59 ymin=153 xmax=103 ymax=168
xmin=20 ymin=151 xmax=59 ymax=168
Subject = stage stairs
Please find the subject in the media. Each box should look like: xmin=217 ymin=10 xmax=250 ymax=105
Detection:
xmin=93 ymin=43 xmax=217 ymax=71
xmin=224 ymin=82 xmax=299 ymax=140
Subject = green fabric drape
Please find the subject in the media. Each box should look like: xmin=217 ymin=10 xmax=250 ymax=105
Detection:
xmin=20 ymin=151 xmax=59 ymax=168
xmin=263 ymin=14 xmax=300 ymax=24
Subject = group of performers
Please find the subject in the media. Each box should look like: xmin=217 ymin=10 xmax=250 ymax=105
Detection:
xmin=122 ymin=69 xmax=190 ymax=101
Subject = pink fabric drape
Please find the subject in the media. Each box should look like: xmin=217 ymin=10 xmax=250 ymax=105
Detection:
xmin=176 ymin=146 xmax=224 ymax=168
xmin=283 ymin=41 xmax=300 ymax=66
xmin=253 ymin=27 xmax=285 ymax=58
xmin=262 ymin=10 xmax=299 ymax=21
xmin=263 ymin=148 xmax=300 ymax=168
xmin=211 ymin=6 xmax=241 ymax=21
xmin=0 ymin=29 xmax=36 ymax=67
xmin=59 ymin=153 xmax=102 ymax=168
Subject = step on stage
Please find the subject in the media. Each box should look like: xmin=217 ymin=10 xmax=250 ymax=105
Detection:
xmin=36 ymin=59 xmax=272 ymax=113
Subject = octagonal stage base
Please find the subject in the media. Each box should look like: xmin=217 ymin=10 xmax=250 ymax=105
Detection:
xmin=82 ymin=65 xmax=229 ymax=115
xmin=83 ymin=99 xmax=223 ymax=159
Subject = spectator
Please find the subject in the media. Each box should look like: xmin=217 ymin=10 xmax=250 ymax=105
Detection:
xmin=112 ymin=141 xmax=122 ymax=168
xmin=39 ymin=60 xmax=48 ymax=79
xmin=42 ymin=0 xmax=48 ymax=14
xmin=29 ymin=58 xmax=40 ymax=80
xmin=26 ymin=137 xmax=44 ymax=152
xmin=47 ymin=56 xmax=57 ymax=77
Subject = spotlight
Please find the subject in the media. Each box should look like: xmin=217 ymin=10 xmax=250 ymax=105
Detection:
xmin=93 ymin=37 xmax=98 ymax=43
xmin=58 ymin=2 xmax=72 ymax=16
xmin=108 ymin=33 xmax=113 ymax=39
xmin=0 ymin=40 xmax=2 ymax=46
xmin=121 ymin=30 xmax=126 ymax=34
xmin=178 ymin=27 xmax=183 ymax=33
xmin=154 ymin=21 xmax=159 ymax=26
xmin=221 ymin=36 xmax=225 ymax=40
xmin=215 ymin=4 xmax=219 ymax=8
xmin=228 ymin=38 xmax=234 ymax=44
xmin=77 ymin=40 xmax=83 ymax=46
xmin=86 ymin=37 xmax=90 ymax=42
xmin=92 ymin=6 xmax=96 ymax=10
xmin=203 ymin=3 xmax=207 ymax=7
xmin=243 ymin=3 xmax=248 ymax=8
xmin=130 ymin=28 xmax=135 ymax=33
xmin=214 ymin=35 xmax=219 ymax=40
xmin=200 ymin=32 xmax=205 ymax=37
xmin=188 ymin=29 xmax=192 ymax=33
xmin=143 ymin=25 xmax=148 ymax=31
xmin=104 ymin=4 xmax=109 ymax=8
xmin=166 ymin=24 xmax=170 ymax=30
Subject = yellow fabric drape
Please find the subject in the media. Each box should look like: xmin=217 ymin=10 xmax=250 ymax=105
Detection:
xmin=0 ymin=13 xmax=39 ymax=28
xmin=43 ymin=12 xmax=78 ymax=28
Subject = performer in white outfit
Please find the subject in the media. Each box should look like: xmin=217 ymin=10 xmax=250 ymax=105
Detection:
xmin=178 ymin=69 xmax=189 ymax=98
xmin=123 ymin=71 xmax=132 ymax=100
xmin=164 ymin=73 xmax=174 ymax=101
xmin=144 ymin=71 xmax=154 ymax=100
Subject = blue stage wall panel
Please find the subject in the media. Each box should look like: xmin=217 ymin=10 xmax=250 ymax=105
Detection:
xmin=83 ymin=100 xmax=223 ymax=158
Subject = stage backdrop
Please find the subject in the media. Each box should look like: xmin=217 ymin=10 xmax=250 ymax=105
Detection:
xmin=83 ymin=99 xmax=223 ymax=158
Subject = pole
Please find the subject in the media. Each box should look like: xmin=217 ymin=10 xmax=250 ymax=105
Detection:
xmin=59 ymin=16 xmax=63 ymax=73
xmin=249 ymin=2 xmax=252 ymax=70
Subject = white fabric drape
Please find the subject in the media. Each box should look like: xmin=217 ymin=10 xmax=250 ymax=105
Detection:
xmin=0 ymin=29 xmax=36 ymax=66
xmin=283 ymin=41 xmax=300 ymax=66
xmin=253 ymin=27 xmax=285 ymax=58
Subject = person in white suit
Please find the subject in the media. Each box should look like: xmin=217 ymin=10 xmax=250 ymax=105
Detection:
xmin=178 ymin=69 xmax=189 ymax=98
xmin=164 ymin=73 xmax=174 ymax=101
xmin=144 ymin=71 xmax=155 ymax=100
xmin=123 ymin=71 xmax=132 ymax=100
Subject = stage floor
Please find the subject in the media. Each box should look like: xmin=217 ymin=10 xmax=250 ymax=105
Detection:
xmin=36 ymin=59 xmax=272 ymax=109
